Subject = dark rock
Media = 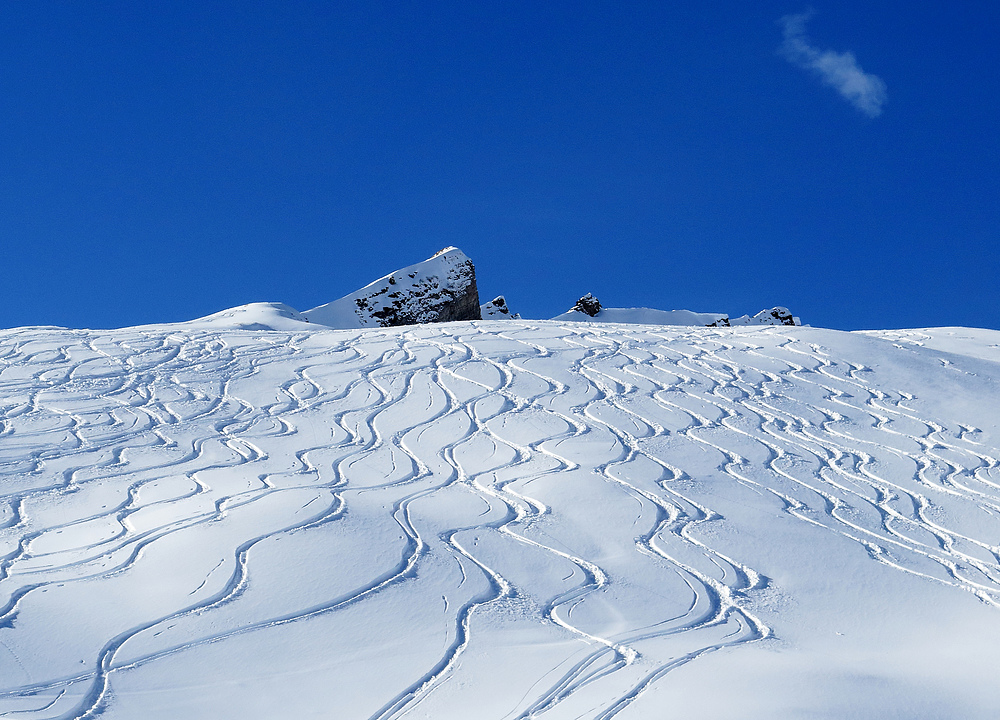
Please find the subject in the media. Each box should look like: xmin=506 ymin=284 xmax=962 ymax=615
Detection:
xmin=573 ymin=294 xmax=602 ymax=317
xmin=481 ymin=296 xmax=520 ymax=320
xmin=765 ymin=307 xmax=797 ymax=326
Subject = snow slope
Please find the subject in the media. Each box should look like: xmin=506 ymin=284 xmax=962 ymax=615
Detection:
xmin=2 ymin=319 xmax=1000 ymax=718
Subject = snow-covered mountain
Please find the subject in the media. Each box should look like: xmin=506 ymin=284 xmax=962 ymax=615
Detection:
xmin=304 ymin=247 xmax=480 ymax=329
xmin=2 ymin=316 xmax=1000 ymax=719
xmin=239 ymin=248 xmax=797 ymax=331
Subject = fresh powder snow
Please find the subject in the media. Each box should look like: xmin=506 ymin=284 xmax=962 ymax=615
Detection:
xmin=1 ymin=317 xmax=1000 ymax=718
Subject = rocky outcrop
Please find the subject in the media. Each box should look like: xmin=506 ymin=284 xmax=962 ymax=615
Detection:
xmin=555 ymin=297 xmax=800 ymax=328
xmin=304 ymin=247 xmax=481 ymax=329
xmin=573 ymin=294 xmax=602 ymax=317
xmin=553 ymin=305 xmax=730 ymax=326
xmin=481 ymin=296 xmax=520 ymax=319
xmin=728 ymin=307 xmax=800 ymax=326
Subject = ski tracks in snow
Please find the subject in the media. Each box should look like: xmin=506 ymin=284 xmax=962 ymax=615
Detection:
xmin=0 ymin=322 xmax=998 ymax=718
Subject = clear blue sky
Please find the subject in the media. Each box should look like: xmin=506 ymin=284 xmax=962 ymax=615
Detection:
xmin=2 ymin=2 xmax=997 ymax=330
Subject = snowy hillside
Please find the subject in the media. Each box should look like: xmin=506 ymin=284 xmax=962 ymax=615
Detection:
xmin=2 ymin=319 xmax=1000 ymax=718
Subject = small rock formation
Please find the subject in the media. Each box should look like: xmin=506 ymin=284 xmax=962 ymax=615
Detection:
xmin=573 ymin=294 xmax=602 ymax=317
xmin=556 ymin=298 xmax=801 ymax=328
xmin=728 ymin=307 xmax=800 ymax=326
xmin=554 ymin=305 xmax=730 ymax=326
xmin=304 ymin=247 xmax=481 ymax=329
xmin=481 ymin=296 xmax=520 ymax=319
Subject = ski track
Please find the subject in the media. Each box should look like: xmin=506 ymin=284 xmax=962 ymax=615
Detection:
xmin=0 ymin=322 xmax=998 ymax=718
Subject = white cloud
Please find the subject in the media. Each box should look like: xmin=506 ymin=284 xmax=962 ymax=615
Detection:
xmin=779 ymin=11 xmax=887 ymax=118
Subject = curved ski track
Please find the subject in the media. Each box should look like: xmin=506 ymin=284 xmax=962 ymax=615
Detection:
xmin=0 ymin=322 xmax=998 ymax=718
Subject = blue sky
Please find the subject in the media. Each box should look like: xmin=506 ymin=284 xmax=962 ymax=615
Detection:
xmin=2 ymin=2 xmax=997 ymax=330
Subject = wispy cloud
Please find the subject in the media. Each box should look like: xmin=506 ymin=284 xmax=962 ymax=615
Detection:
xmin=778 ymin=10 xmax=887 ymax=118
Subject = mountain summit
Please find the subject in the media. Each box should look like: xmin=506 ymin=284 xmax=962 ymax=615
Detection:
xmin=170 ymin=247 xmax=798 ymax=332
xmin=304 ymin=246 xmax=481 ymax=328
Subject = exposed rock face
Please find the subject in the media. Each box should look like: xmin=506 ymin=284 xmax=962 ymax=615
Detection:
xmin=481 ymin=296 xmax=520 ymax=319
xmin=304 ymin=247 xmax=481 ymax=329
xmin=573 ymin=293 xmax=602 ymax=317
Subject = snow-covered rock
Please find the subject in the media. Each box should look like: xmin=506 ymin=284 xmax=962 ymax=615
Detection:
xmin=480 ymin=295 xmax=520 ymax=319
xmin=728 ymin=306 xmax=800 ymax=326
xmin=573 ymin=293 xmax=602 ymax=317
xmin=552 ymin=305 xmax=730 ymax=326
xmin=553 ymin=301 xmax=800 ymax=328
xmin=304 ymin=247 xmax=480 ymax=329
